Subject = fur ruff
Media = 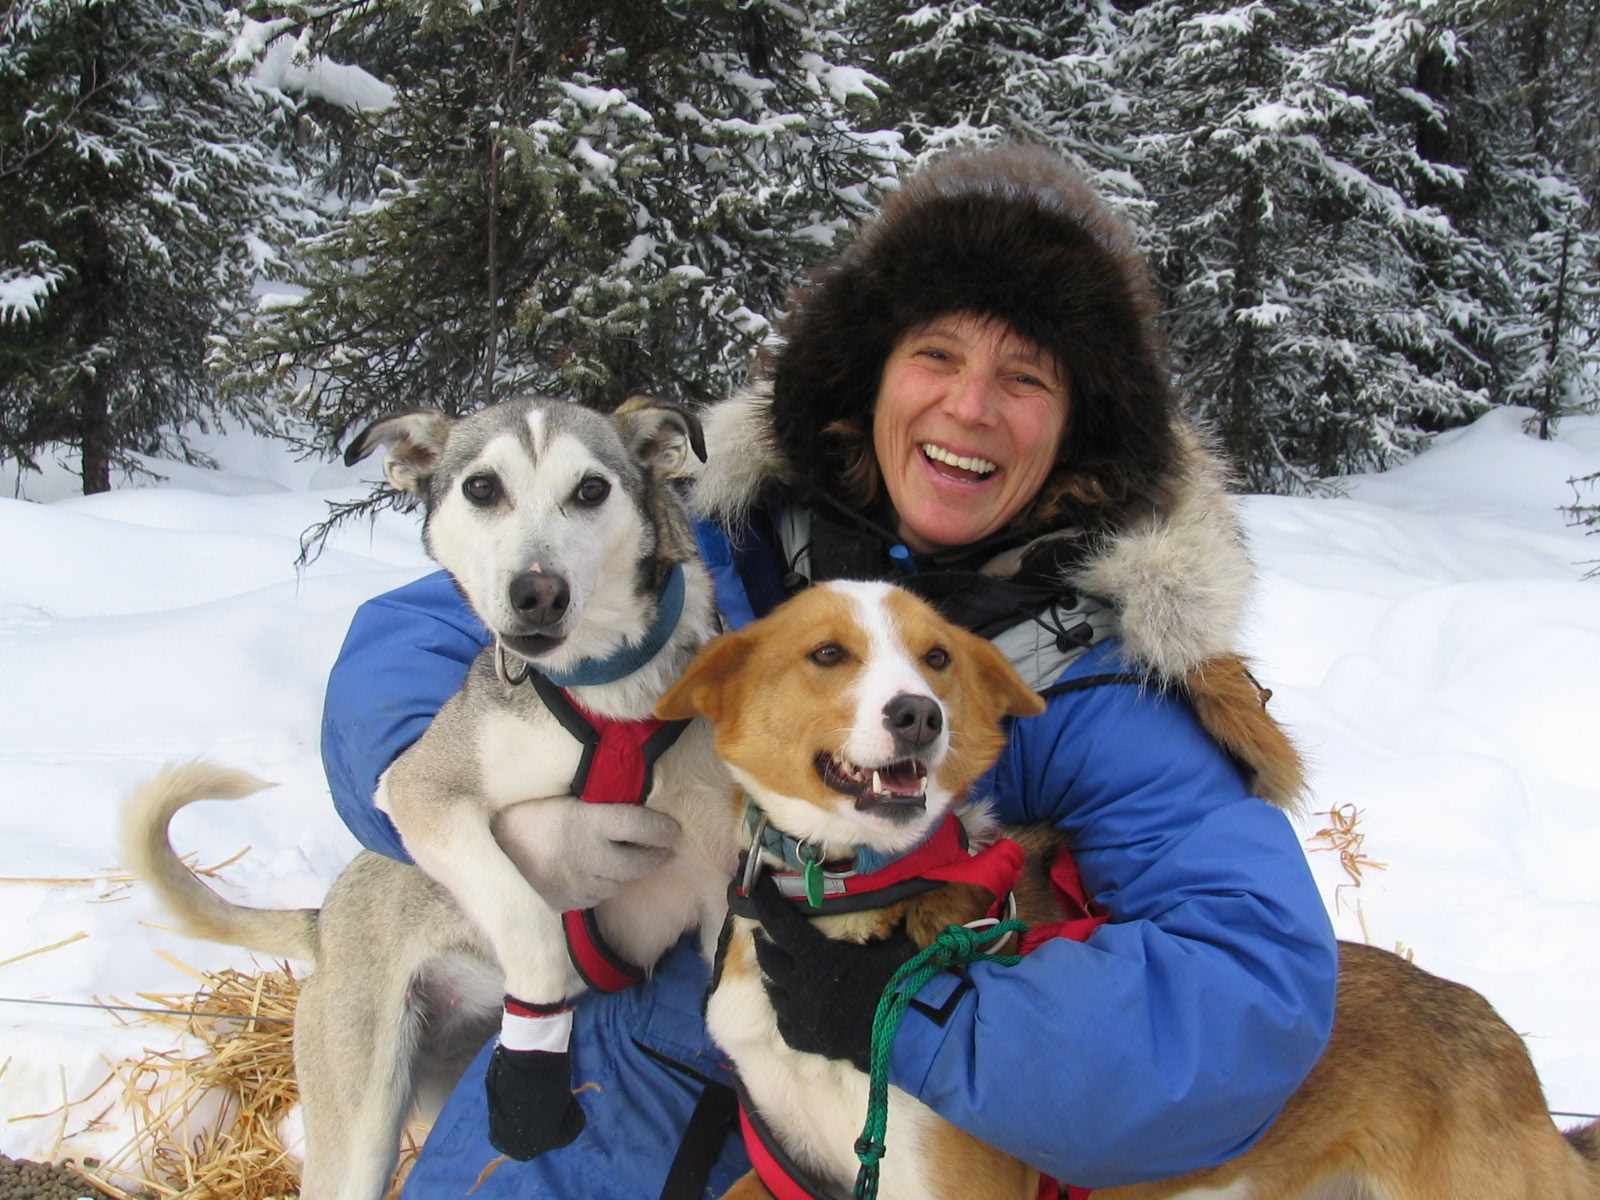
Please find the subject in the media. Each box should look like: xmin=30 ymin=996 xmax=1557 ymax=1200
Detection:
xmin=691 ymin=385 xmax=1248 ymax=682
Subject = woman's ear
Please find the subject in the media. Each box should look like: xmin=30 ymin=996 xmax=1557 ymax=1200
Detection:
xmin=654 ymin=631 xmax=752 ymax=723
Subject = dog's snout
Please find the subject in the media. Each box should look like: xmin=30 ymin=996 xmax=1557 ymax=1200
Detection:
xmin=508 ymin=570 xmax=570 ymax=625
xmin=883 ymin=692 xmax=942 ymax=747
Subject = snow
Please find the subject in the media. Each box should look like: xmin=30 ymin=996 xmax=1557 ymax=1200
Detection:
xmin=799 ymin=54 xmax=885 ymax=107
xmin=0 ymin=410 xmax=1597 ymax=1174
xmin=557 ymin=82 xmax=652 ymax=125
xmin=0 ymin=267 xmax=63 ymax=324
xmin=1243 ymin=101 xmax=1309 ymax=131
xmin=247 ymin=30 xmax=395 ymax=113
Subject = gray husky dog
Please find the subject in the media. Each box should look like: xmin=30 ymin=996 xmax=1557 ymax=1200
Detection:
xmin=122 ymin=396 xmax=737 ymax=1200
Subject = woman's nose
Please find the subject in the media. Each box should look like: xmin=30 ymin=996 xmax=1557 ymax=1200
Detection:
xmin=943 ymin=370 xmax=998 ymax=426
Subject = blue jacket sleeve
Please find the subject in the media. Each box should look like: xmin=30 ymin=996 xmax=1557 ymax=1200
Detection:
xmin=320 ymin=570 xmax=490 ymax=861
xmin=888 ymin=641 xmax=1337 ymax=1189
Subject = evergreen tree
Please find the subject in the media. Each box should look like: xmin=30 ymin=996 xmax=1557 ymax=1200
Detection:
xmin=218 ymin=0 xmax=903 ymax=462
xmin=1120 ymin=0 xmax=1504 ymax=490
xmin=0 ymin=0 xmax=297 ymax=493
xmin=1466 ymin=0 xmax=1600 ymax=436
xmin=839 ymin=0 xmax=1145 ymax=209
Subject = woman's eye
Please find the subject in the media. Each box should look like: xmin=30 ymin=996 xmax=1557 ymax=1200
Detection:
xmin=463 ymin=475 xmax=500 ymax=505
xmin=809 ymin=644 xmax=848 ymax=667
xmin=574 ymin=476 xmax=610 ymax=506
xmin=924 ymin=646 xmax=950 ymax=670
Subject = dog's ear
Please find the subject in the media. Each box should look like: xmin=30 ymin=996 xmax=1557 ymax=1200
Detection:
xmin=613 ymin=395 xmax=707 ymax=481
xmin=655 ymin=630 xmax=751 ymax=724
xmin=961 ymin=629 xmax=1046 ymax=720
xmin=344 ymin=410 xmax=454 ymax=494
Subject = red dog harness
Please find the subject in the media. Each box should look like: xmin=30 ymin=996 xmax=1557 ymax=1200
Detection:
xmin=526 ymin=670 xmax=690 ymax=992
xmin=729 ymin=810 xmax=1108 ymax=1200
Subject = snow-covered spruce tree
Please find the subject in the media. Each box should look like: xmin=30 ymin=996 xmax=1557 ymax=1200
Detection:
xmin=0 ymin=0 xmax=297 ymax=493
xmin=1121 ymin=0 xmax=1501 ymax=491
xmin=843 ymin=1 xmax=1060 ymax=149
xmin=837 ymin=0 xmax=1147 ymax=212
xmin=218 ymin=0 xmax=902 ymax=461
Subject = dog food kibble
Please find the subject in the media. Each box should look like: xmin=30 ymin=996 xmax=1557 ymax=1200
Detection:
xmin=0 ymin=1153 xmax=115 ymax=1200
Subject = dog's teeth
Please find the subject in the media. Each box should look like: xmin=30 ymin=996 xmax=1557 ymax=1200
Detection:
xmin=872 ymin=770 xmax=883 ymax=794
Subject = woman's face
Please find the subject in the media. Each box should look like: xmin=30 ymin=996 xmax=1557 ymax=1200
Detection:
xmin=872 ymin=313 xmax=1070 ymax=555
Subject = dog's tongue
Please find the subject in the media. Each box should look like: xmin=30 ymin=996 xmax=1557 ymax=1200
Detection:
xmin=877 ymin=759 xmax=925 ymax=796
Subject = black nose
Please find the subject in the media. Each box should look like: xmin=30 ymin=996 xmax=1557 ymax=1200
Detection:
xmin=883 ymin=693 xmax=942 ymax=748
xmin=508 ymin=570 xmax=570 ymax=626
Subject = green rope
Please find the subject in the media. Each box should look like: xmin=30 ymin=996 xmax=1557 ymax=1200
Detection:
xmin=852 ymin=919 xmax=1028 ymax=1200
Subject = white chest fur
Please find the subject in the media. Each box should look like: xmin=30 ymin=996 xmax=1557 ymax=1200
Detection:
xmin=476 ymin=706 xmax=585 ymax=806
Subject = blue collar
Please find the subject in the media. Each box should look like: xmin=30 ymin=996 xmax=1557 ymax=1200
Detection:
xmin=500 ymin=563 xmax=687 ymax=689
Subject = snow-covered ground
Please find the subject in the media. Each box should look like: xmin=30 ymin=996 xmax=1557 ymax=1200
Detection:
xmin=0 ymin=407 xmax=1596 ymax=1171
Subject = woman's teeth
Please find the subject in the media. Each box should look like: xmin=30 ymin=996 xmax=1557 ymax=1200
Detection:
xmin=921 ymin=444 xmax=997 ymax=476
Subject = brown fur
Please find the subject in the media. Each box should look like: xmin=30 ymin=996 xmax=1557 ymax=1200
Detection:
xmin=1098 ymin=943 xmax=1600 ymax=1200
xmin=1184 ymin=653 xmax=1307 ymax=809
xmin=662 ymin=584 xmax=1600 ymax=1200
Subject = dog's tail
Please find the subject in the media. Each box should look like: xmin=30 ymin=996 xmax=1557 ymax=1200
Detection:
xmin=121 ymin=761 xmax=320 ymax=962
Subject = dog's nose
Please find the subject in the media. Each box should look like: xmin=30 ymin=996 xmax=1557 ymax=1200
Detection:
xmin=883 ymin=693 xmax=942 ymax=747
xmin=508 ymin=570 xmax=570 ymax=625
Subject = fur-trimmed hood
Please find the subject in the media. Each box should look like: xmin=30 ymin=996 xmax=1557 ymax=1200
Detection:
xmin=761 ymin=143 xmax=1181 ymax=538
xmin=689 ymin=388 xmax=1305 ymax=807
xmin=688 ymin=144 xmax=1302 ymax=805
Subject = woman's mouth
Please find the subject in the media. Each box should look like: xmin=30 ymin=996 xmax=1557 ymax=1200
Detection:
xmin=920 ymin=443 xmax=997 ymax=482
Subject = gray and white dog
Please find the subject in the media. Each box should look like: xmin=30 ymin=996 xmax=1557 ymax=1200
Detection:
xmin=121 ymin=395 xmax=737 ymax=1200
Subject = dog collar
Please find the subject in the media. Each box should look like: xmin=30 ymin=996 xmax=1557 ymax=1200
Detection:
xmin=744 ymin=802 xmax=953 ymax=881
xmin=729 ymin=806 xmax=1026 ymax=918
xmin=498 ymin=563 xmax=687 ymax=689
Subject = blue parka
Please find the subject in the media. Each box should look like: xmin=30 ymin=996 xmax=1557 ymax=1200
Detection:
xmin=320 ymin=517 xmax=1337 ymax=1198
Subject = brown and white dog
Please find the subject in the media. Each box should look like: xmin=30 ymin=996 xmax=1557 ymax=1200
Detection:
xmin=656 ymin=580 xmax=1600 ymax=1200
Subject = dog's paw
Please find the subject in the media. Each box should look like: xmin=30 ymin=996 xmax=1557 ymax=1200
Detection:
xmin=485 ymin=1044 xmax=588 ymax=1161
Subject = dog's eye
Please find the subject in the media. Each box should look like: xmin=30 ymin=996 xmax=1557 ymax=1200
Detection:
xmin=923 ymin=646 xmax=950 ymax=671
xmin=574 ymin=475 xmax=610 ymax=506
xmin=809 ymin=643 xmax=848 ymax=667
xmin=462 ymin=474 xmax=500 ymax=505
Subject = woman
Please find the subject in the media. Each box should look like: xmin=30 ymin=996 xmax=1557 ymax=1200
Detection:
xmin=322 ymin=143 xmax=1337 ymax=1198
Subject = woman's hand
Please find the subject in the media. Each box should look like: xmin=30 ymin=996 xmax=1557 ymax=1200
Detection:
xmin=747 ymin=870 xmax=916 ymax=1071
xmin=491 ymin=798 xmax=681 ymax=912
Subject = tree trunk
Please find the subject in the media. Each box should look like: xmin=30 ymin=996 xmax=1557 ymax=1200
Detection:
xmin=1224 ymin=166 xmax=1265 ymax=481
xmin=79 ymin=376 xmax=112 ymax=494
